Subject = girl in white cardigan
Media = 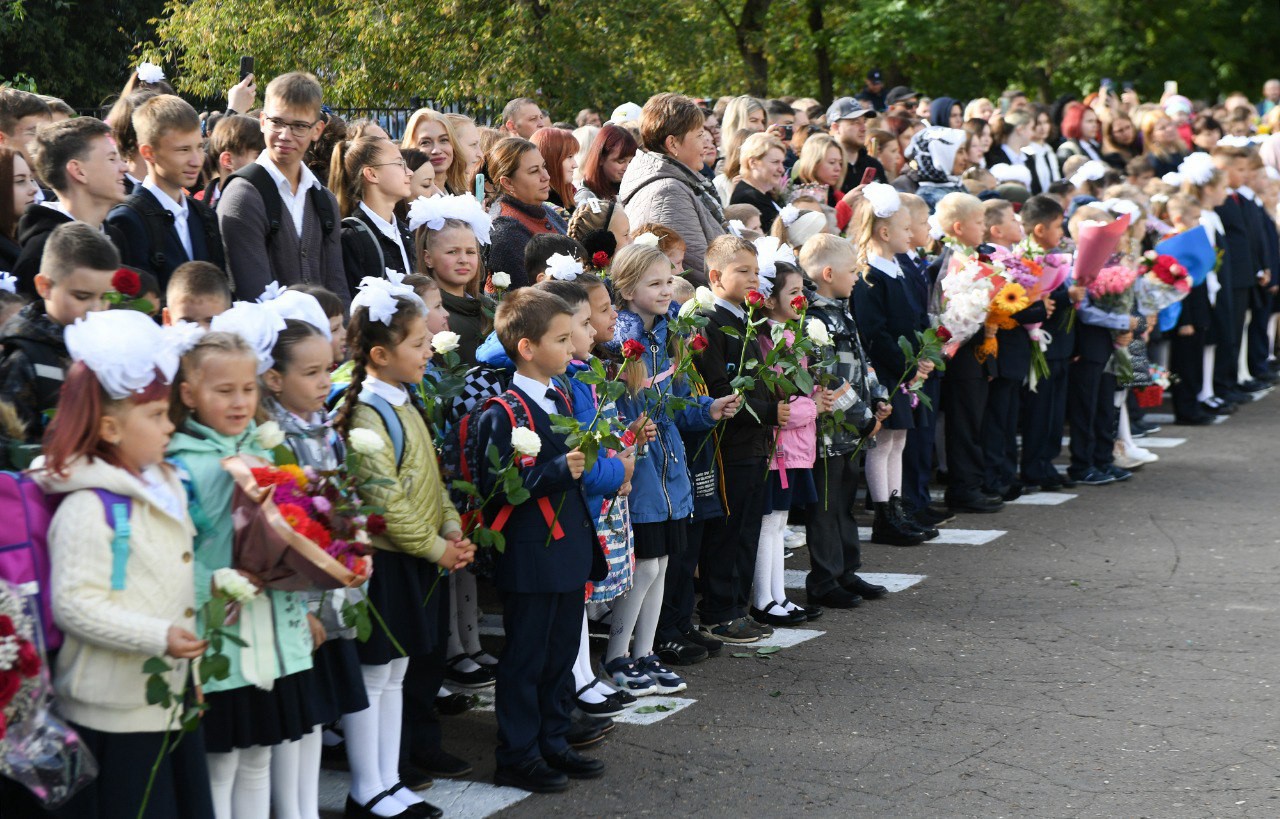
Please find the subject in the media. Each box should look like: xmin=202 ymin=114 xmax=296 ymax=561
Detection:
xmin=35 ymin=310 xmax=212 ymax=819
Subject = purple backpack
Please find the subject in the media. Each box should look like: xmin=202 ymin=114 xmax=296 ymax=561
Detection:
xmin=0 ymin=471 xmax=133 ymax=653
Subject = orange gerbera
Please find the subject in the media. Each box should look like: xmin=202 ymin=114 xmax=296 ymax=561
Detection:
xmin=277 ymin=503 xmax=308 ymax=530
xmin=278 ymin=464 xmax=308 ymax=488
xmin=992 ymin=282 xmax=1029 ymax=315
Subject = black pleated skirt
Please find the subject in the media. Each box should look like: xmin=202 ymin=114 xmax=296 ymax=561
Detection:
xmin=202 ymin=669 xmax=331 ymax=752
xmin=311 ymin=637 xmax=369 ymax=716
xmin=355 ymin=549 xmax=445 ymax=666
xmin=632 ymin=518 xmax=688 ymax=560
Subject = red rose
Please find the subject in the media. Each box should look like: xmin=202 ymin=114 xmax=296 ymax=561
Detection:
xmin=621 ymin=339 xmax=646 ymax=360
xmin=0 ymin=671 xmax=21 ymax=709
xmin=745 ymin=290 xmax=765 ymax=308
xmin=0 ymin=616 xmax=13 ymax=637
xmin=689 ymin=334 xmax=708 ymax=352
xmin=16 ymin=641 xmax=39 ymax=678
xmin=112 ymin=268 xmax=142 ymax=297
xmin=790 ymin=295 xmax=807 ymax=312
xmin=366 ymin=514 xmax=387 ymax=536
xmin=592 ymin=251 xmax=610 ymax=268
xmin=0 ymin=710 xmax=7 ymax=741
xmin=936 ymin=326 xmax=953 ymax=342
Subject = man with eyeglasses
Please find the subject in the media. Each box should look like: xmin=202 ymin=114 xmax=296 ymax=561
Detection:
xmin=218 ymin=71 xmax=349 ymax=304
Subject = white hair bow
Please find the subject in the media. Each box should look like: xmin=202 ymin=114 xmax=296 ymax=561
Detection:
xmin=66 ymin=310 xmax=200 ymax=399
xmin=1161 ymin=171 xmax=1184 ymax=187
xmin=862 ymin=182 xmax=901 ymax=218
xmin=257 ymin=280 xmax=288 ymax=303
xmin=0 ymin=271 xmax=15 ymax=294
xmin=1068 ymin=159 xmax=1109 ymax=188
xmin=211 ymin=302 xmax=287 ymax=375
xmin=753 ymin=235 xmax=796 ymax=297
xmin=545 ymin=253 xmax=584 ymax=281
xmin=259 ymin=288 xmax=333 ymax=340
xmin=1102 ymin=198 xmax=1142 ymax=218
xmin=406 ymin=194 xmax=493 ymax=245
xmin=633 ymin=232 xmax=661 ymax=248
xmin=727 ymin=220 xmax=746 ymax=238
xmin=136 ymin=62 xmax=165 ymax=84
xmin=779 ymin=205 xmax=801 ymax=226
xmin=1177 ymin=152 xmax=1217 ymax=186
xmin=928 ymin=214 xmax=945 ymax=241
xmin=351 ymin=276 xmax=424 ymax=328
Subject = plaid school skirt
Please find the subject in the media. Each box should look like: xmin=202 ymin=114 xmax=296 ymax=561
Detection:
xmin=586 ymin=494 xmax=634 ymax=603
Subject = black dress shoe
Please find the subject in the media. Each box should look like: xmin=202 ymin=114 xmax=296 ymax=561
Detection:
xmin=398 ymin=763 xmax=433 ymax=791
xmin=567 ymin=714 xmax=611 ymax=749
xmin=750 ymin=604 xmax=807 ymax=627
xmin=444 ymin=656 xmax=496 ymax=689
xmin=545 ymin=748 xmax=606 ymax=779
xmin=434 ymin=692 xmax=473 ymax=716
xmin=915 ymin=504 xmax=955 ymax=525
xmin=410 ymin=748 xmax=473 ymax=778
xmin=655 ymin=635 xmax=710 ymax=666
xmin=1175 ymin=413 xmax=1214 ymax=426
xmin=494 ymin=759 xmax=569 ymax=793
xmin=385 ymin=784 xmax=443 ymax=819
xmin=808 ymin=587 xmax=862 ymax=608
xmin=1000 ymin=482 xmax=1023 ymax=502
xmin=345 ymin=791 xmax=416 ymax=818
xmin=575 ymin=692 xmax=625 ymax=718
xmin=947 ymin=493 xmax=1004 ymax=513
xmin=784 ymin=600 xmax=823 ymax=620
xmin=846 ymin=575 xmax=888 ymax=599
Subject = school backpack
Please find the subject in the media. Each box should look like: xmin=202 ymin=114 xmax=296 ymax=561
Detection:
xmin=0 ymin=471 xmax=135 ymax=653
xmin=439 ymin=385 xmax=570 ymax=544
xmin=226 ymin=163 xmax=336 ymax=242
xmin=116 ymin=189 xmax=227 ymax=283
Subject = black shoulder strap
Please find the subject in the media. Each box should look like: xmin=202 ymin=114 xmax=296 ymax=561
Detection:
xmin=1 ymin=337 xmax=65 ymax=422
xmin=186 ymin=194 xmax=227 ymax=271
xmin=309 ymin=187 xmax=336 ymax=235
xmin=343 ymin=216 xmax=385 ymax=273
xmin=119 ymin=191 xmax=172 ymax=273
xmin=228 ymin=163 xmax=284 ymax=241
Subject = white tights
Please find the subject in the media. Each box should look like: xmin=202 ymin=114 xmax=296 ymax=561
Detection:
xmin=865 ymin=428 xmax=907 ymax=502
xmin=447 ymin=571 xmax=490 ymax=674
xmin=606 ymin=556 xmax=667 ymax=663
xmin=752 ymin=509 xmax=795 ymax=614
xmin=207 ymin=745 xmax=271 ymax=819
xmin=269 ymin=728 xmax=322 ymax=819
xmin=571 ymin=613 xmax=612 ymax=703
xmin=341 ymin=658 xmax=421 ymax=817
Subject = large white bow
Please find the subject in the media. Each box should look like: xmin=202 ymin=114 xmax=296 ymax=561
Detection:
xmin=406 ymin=194 xmax=493 ymax=245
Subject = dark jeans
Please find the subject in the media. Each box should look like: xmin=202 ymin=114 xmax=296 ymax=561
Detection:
xmin=1020 ymin=357 xmax=1069 ymax=482
xmin=698 ymin=458 xmax=767 ymax=625
xmin=804 ymin=454 xmax=863 ymax=597
xmin=1213 ymin=287 xmax=1249 ymax=394
xmin=981 ymin=375 xmax=1021 ymax=490
xmin=942 ymin=374 xmax=988 ymax=497
xmin=1169 ymin=330 xmax=1206 ymax=419
xmin=1068 ymin=359 xmax=1117 ymax=474
xmin=902 ymin=375 xmax=940 ymax=510
xmin=495 ymin=590 xmax=582 ymax=767
xmin=658 ymin=518 xmax=704 ymax=641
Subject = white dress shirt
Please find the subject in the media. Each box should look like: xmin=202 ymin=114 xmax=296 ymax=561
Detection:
xmin=143 ymin=178 xmax=192 ymax=259
xmin=256 ymin=151 xmax=322 ymax=238
xmin=867 ymin=253 xmax=904 ymax=278
xmin=360 ymin=375 xmax=408 ymax=406
xmin=512 ymin=373 xmax=558 ymax=416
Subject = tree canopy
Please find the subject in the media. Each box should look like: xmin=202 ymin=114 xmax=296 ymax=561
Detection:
xmin=3 ymin=0 xmax=1276 ymax=114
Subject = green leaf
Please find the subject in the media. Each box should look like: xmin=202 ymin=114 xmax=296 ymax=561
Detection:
xmin=486 ymin=444 xmax=502 ymax=470
xmin=769 ymin=690 xmax=782 ymax=697
xmin=793 ymin=369 xmax=814 ymax=395
xmin=145 ymin=675 xmax=172 ymax=707
xmin=898 ymin=335 xmax=915 ymax=361
xmin=142 ymin=657 xmax=171 ymax=675
xmin=451 ymin=480 xmax=479 ymax=498
xmin=217 ymin=630 xmax=248 ymax=648
xmin=632 ymin=704 xmax=675 ymax=714
xmin=719 ymin=326 xmax=742 ymax=340
xmin=756 ymin=645 xmax=781 ymax=655
xmin=506 ymin=487 xmax=531 ymax=506
xmin=742 ymin=401 xmax=761 ymax=423
xmin=201 ymin=652 xmax=231 ymax=683
xmin=730 ymin=652 xmax=757 ymax=658
xmin=490 ymin=529 xmax=507 ymax=553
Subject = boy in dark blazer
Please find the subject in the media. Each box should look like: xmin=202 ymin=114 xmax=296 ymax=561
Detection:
xmin=107 ymin=95 xmax=225 ymax=291
xmin=1211 ymin=146 xmax=1264 ymax=400
xmin=474 ymin=288 xmax=606 ymax=794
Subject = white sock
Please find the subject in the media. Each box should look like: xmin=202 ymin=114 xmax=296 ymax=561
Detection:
xmin=1200 ymin=346 xmax=1216 ymax=402
xmin=770 ymin=518 xmax=790 ymax=607
xmin=343 ymin=664 xmax=399 ymax=817
xmin=447 ymin=572 xmax=466 ymax=658
xmin=753 ymin=511 xmax=787 ymax=611
xmin=632 ymin=556 xmax=668 ymax=659
xmin=269 ymin=739 xmax=301 ymax=819
xmin=379 ymin=658 xmax=420 ymax=808
xmin=296 ymin=729 xmax=322 ymax=819
xmin=234 ymin=745 xmax=272 ymax=819
xmin=607 ymin=558 xmax=661 ymax=663
xmin=866 ymin=438 xmax=891 ymax=502
xmin=572 ymin=615 xmax=604 ymax=700
xmin=437 ymin=684 xmax=454 ymax=697
xmin=450 ymin=655 xmax=482 ymax=674
xmin=207 ymin=750 xmax=238 ymax=819
xmin=886 ymin=430 xmax=906 ymax=495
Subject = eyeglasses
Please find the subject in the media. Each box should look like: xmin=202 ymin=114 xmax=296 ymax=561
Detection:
xmin=369 ymin=159 xmax=408 ymax=170
xmin=264 ymin=117 xmax=318 ymax=137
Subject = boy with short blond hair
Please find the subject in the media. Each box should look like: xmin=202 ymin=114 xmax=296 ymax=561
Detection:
xmin=218 ymin=71 xmax=347 ymax=304
xmin=798 ymin=234 xmax=890 ymax=607
xmin=107 ymin=95 xmax=225 ymax=289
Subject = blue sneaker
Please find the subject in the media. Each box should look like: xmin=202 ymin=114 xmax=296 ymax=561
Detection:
xmin=1070 ymin=468 xmax=1115 ymax=486
xmin=636 ymin=654 xmax=688 ymax=694
xmin=603 ymin=657 xmax=656 ymax=697
xmin=1103 ymin=463 xmax=1132 ymax=482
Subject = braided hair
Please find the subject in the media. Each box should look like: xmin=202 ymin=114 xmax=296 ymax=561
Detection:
xmin=333 ymin=295 xmax=430 ymax=440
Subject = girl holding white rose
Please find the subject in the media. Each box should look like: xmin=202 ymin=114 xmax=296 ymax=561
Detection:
xmin=167 ymin=313 xmax=326 ymax=819
xmin=332 ymin=277 xmax=474 ymax=819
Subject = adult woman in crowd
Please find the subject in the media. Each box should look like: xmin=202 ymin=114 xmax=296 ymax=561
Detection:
xmin=965 ymin=97 xmax=996 ymax=122
xmin=530 ymin=126 xmax=580 ymax=210
xmin=579 ymin=123 xmax=638 ymax=201
xmin=792 ymin=134 xmax=859 ymax=229
xmin=985 ymin=110 xmax=1032 ymax=168
xmin=401 ymin=108 xmax=468 ymax=195
xmin=619 ymin=93 xmax=725 ymax=285
xmin=571 ymin=125 xmax=599 ymax=185
xmin=1101 ymin=112 xmax=1141 ymax=169
xmin=729 ymin=132 xmax=786 ymax=231
xmin=929 ymin=97 xmax=964 ymax=129
xmin=1022 ymin=104 xmax=1062 ymax=194
xmin=721 ymin=95 xmax=766 ymax=137
xmin=867 ymin=128 xmax=903 ymax=180
xmin=486 ymin=136 xmax=566 ymax=289
xmin=1057 ymin=101 xmax=1104 ymax=163
xmin=1141 ymin=110 xmax=1188 ymax=177
xmin=445 ymin=112 xmax=484 ymax=192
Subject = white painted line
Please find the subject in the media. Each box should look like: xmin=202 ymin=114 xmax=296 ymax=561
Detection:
xmin=750 ymin=626 xmax=825 ymax=648
xmin=1140 ymin=437 xmax=1185 ymax=448
xmin=1008 ymin=492 xmax=1077 ymax=506
xmin=318 ymin=771 xmax=531 ymax=818
xmin=858 ymin=526 xmax=1004 ymax=545
xmin=613 ymin=696 xmax=698 ymax=724
xmin=785 ymin=569 xmax=926 ymax=592
xmin=1145 ymin=412 xmax=1175 ymax=424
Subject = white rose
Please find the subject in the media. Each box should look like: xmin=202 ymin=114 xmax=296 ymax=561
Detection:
xmin=633 ymin=232 xmax=661 ymax=248
xmin=354 ymin=529 xmax=372 ymax=546
xmin=694 ymin=286 xmax=716 ymax=310
xmin=806 ymin=318 xmax=833 ymax=347
xmin=212 ymin=567 xmax=259 ymax=604
xmin=432 ymin=331 xmax=461 ymax=354
xmin=678 ymin=298 xmax=699 ymax=319
xmin=511 ymin=427 xmax=542 ymax=458
xmin=349 ymin=428 xmax=386 ymax=455
xmin=255 ymin=420 xmax=284 ymax=450
xmin=491 ymin=271 xmax=511 ymax=290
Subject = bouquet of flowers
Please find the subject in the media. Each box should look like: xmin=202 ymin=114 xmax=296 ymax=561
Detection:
xmin=1088 ymin=263 xmax=1140 ymax=382
xmin=1133 ymin=363 xmax=1176 ymax=408
xmin=1135 ymin=251 xmax=1192 ymax=316
xmin=934 ymin=257 xmax=998 ymax=358
xmin=0 ymin=580 xmax=96 ymax=808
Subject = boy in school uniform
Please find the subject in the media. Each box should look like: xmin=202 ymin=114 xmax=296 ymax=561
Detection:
xmin=218 ymin=72 xmax=349 ymax=304
xmin=474 ymin=288 xmax=607 ymax=794
xmin=198 ymin=114 xmax=265 ymax=208
xmin=693 ymin=235 xmax=771 ymax=641
xmin=980 ymin=199 xmax=1048 ymax=499
xmin=1017 ymin=195 xmax=1078 ymax=489
xmin=799 ymin=235 xmax=890 ymax=608
xmin=162 ymin=260 xmax=233 ymax=329
xmin=12 ymin=118 xmax=127 ymax=294
xmin=1210 ymin=145 xmax=1265 ymax=401
xmin=107 ymin=95 xmax=225 ymax=291
xmin=0 ymin=223 xmax=119 ymax=465
xmin=0 ymin=88 xmax=51 ymax=164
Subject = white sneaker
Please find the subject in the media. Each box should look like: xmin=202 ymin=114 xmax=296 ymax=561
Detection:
xmin=1123 ymin=444 xmax=1158 ymax=464
xmin=784 ymin=527 xmax=807 ymax=548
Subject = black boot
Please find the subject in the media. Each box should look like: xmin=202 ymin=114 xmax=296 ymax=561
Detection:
xmin=871 ymin=501 xmax=926 ymax=546
xmin=892 ymin=493 xmax=938 ymax=540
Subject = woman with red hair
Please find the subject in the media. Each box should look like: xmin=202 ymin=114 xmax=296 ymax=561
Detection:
xmin=530 ymin=127 xmax=580 ymax=210
xmin=1056 ymin=102 xmax=1104 ymax=164
xmin=580 ymin=124 xmax=639 ymax=201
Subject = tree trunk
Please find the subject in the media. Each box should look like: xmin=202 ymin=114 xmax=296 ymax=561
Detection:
xmin=715 ymin=0 xmax=773 ymax=96
xmin=806 ymin=0 xmax=833 ymax=103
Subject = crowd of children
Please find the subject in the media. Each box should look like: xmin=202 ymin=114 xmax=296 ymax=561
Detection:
xmin=0 ymin=63 xmax=1279 ymax=818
